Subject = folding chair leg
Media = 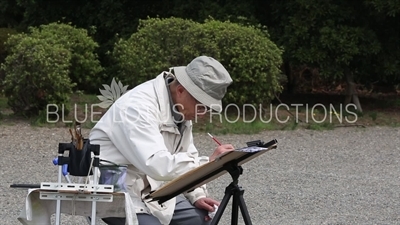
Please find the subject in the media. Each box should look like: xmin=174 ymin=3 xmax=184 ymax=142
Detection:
xmin=91 ymin=156 xmax=99 ymax=225
xmin=55 ymin=163 xmax=63 ymax=225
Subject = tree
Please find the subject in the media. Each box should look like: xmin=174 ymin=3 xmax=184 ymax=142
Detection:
xmin=263 ymin=0 xmax=400 ymax=112
xmin=0 ymin=0 xmax=23 ymax=27
xmin=364 ymin=0 xmax=400 ymax=84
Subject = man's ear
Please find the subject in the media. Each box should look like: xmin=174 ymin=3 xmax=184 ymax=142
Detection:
xmin=176 ymin=84 xmax=186 ymax=96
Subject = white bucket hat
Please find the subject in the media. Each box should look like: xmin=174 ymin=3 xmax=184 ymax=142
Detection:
xmin=172 ymin=56 xmax=233 ymax=113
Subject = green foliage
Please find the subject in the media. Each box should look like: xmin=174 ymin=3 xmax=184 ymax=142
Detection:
xmin=200 ymin=19 xmax=283 ymax=105
xmin=368 ymin=111 xmax=378 ymax=121
xmin=0 ymin=0 xmax=23 ymax=27
xmin=0 ymin=27 xmax=18 ymax=89
xmin=267 ymin=0 xmax=400 ymax=85
xmin=365 ymin=0 xmax=400 ymax=16
xmin=0 ymin=22 xmax=103 ymax=117
xmin=270 ymin=0 xmax=381 ymax=80
xmin=306 ymin=122 xmax=334 ymax=130
xmin=0 ymin=28 xmax=17 ymax=58
xmin=171 ymin=0 xmax=258 ymax=24
xmin=1 ymin=34 xmax=74 ymax=116
xmin=13 ymin=0 xmax=172 ymax=81
xmin=3 ymin=0 xmax=399 ymax=91
xmin=113 ymin=17 xmax=283 ymax=106
xmin=112 ymin=17 xmax=203 ymax=84
xmin=364 ymin=1 xmax=400 ymax=82
xmin=27 ymin=22 xmax=103 ymax=91
xmin=317 ymin=25 xmax=381 ymax=79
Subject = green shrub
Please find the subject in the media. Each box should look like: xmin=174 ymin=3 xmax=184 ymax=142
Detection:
xmin=112 ymin=17 xmax=218 ymax=85
xmin=112 ymin=17 xmax=283 ymax=106
xmin=0 ymin=28 xmax=18 ymax=90
xmin=1 ymin=34 xmax=74 ymax=116
xmin=28 ymin=22 xmax=103 ymax=91
xmin=0 ymin=28 xmax=18 ymax=60
xmin=200 ymin=20 xmax=283 ymax=105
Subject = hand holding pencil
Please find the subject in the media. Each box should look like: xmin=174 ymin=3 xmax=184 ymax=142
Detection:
xmin=207 ymin=133 xmax=235 ymax=161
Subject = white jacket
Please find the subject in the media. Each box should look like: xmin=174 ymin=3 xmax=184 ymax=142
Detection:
xmin=89 ymin=73 xmax=208 ymax=224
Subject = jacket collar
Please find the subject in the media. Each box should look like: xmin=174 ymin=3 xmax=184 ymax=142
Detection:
xmin=153 ymin=73 xmax=182 ymax=125
xmin=164 ymin=73 xmax=184 ymax=124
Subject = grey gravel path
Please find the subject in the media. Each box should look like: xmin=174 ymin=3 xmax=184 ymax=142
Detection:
xmin=1 ymin=123 xmax=399 ymax=225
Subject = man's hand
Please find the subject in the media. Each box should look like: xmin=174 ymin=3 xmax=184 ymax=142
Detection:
xmin=194 ymin=197 xmax=220 ymax=221
xmin=209 ymin=144 xmax=235 ymax=161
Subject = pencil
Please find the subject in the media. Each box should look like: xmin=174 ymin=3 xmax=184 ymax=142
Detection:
xmin=207 ymin=133 xmax=222 ymax=146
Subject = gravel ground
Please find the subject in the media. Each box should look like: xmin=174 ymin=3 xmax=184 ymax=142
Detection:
xmin=1 ymin=123 xmax=399 ymax=225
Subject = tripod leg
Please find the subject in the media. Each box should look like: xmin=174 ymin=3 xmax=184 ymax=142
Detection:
xmin=210 ymin=190 xmax=232 ymax=225
xmin=231 ymin=191 xmax=239 ymax=225
xmin=237 ymin=190 xmax=253 ymax=225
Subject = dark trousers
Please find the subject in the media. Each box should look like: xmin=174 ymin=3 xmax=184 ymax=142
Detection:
xmin=102 ymin=195 xmax=210 ymax=225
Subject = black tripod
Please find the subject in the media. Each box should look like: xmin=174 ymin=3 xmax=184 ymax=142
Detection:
xmin=210 ymin=161 xmax=252 ymax=225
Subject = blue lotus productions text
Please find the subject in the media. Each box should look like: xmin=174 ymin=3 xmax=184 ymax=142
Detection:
xmin=199 ymin=103 xmax=358 ymax=124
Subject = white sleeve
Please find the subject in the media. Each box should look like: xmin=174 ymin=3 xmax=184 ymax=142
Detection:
xmin=184 ymin=141 xmax=209 ymax=203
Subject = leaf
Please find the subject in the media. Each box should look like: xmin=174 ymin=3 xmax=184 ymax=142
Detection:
xmin=111 ymin=78 xmax=121 ymax=100
xmin=96 ymin=95 xmax=108 ymax=102
xmin=103 ymin=84 xmax=112 ymax=93
xmin=99 ymin=88 xmax=113 ymax=100
xmin=97 ymin=78 xmax=130 ymax=109
xmin=118 ymin=81 xmax=129 ymax=95
xmin=117 ymin=80 xmax=129 ymax=96
xmin=121 ymin=85 xmax=129 ymax=95
xmin=118 ymin=80 xmax=124 ymax=90
xmin=97 ymin=100 xmax=113 ymax=109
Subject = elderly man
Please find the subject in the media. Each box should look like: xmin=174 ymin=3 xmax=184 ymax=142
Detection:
xmin=89 ymin=56 xmax=234 ymax=225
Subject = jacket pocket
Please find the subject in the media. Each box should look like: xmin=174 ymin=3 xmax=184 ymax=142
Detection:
xmin=160 ymin=124 xmax=181 ymax=153
xmin=159 ymin=123 xmax=179 ymax=134
xmin=144 ymin=195 xmax=176 ymax=225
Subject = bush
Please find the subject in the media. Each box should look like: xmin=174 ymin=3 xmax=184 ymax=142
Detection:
xmin=1 ymin=34 xmax=74 ymax=116
xmin=112 ymin=17 xmax=283 ymax=106
xmin=0 ymin=28 xmax=18 ymax=90
xmin=200 ymin=20 xmax=283 ymax=105
xmin=0 ymin=28 xmax=18 ymax=61
xmin=112 ymin=17 xmax=218 ymax=85
xmin=28 ymin=22 xmax=103 ymax=91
